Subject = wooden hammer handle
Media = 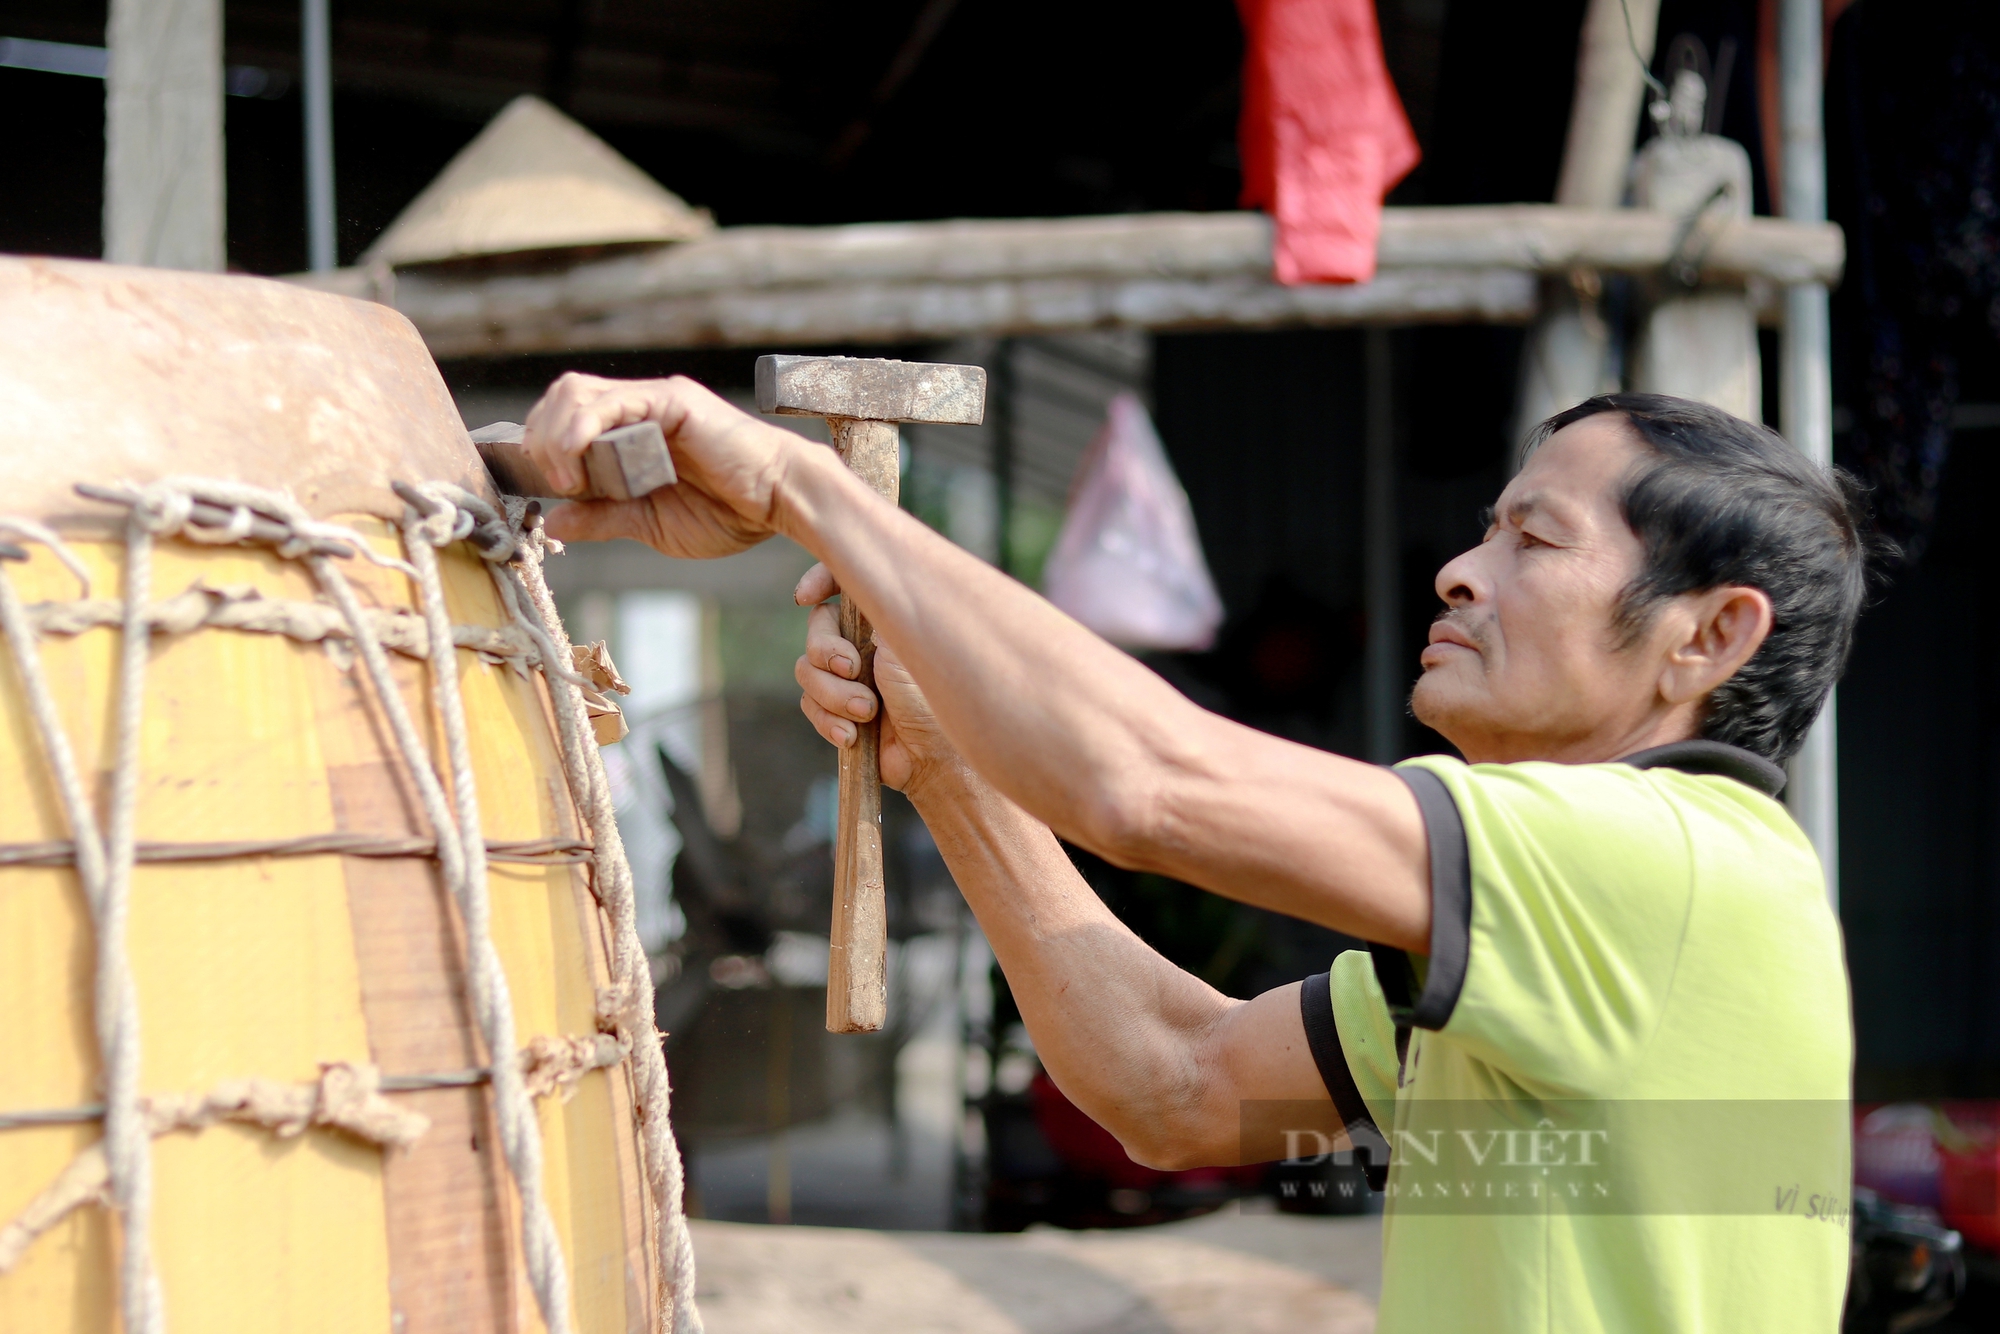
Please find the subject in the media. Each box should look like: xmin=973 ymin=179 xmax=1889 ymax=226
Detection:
xmin=826 ymin=418 xmax=898 ymax=1033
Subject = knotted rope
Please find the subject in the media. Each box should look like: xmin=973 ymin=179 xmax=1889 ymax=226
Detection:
xmin=0 ymin=479 xmax=700 ymax=1334
xmin=13 ymin=580 xmax=547 ymax=671
xmin=0 ymin=1062 xmax=426 ymax=1276
xmin=397 ymin=481 xmax=700 ymax=1334
xmin=392 ymin=483 xmax=574 ymax=1334
xmin=0 ymin=512 xmax=161 ymax=1334
xmin=0 ymin=1035 xmax=627 ymax=1275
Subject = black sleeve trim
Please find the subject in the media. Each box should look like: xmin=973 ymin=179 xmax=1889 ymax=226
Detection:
xmin=1373 ymin=766 xmax=1473 ymax=1032
xmin=1299 ymin=970 xmax=1388 ymax=1191
xmin=1300 ymin=970 xmax=1375 ymax=1135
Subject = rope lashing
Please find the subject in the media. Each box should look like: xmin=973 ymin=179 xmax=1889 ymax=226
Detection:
xmin=0 ymin=1031 xmax=627 ymax=1132
xmin=0 ymin=1034 xmax=626 ymax=1274
xmin=0 ymin=1063 xmax=426 ymax=1277
xmin=399 ymin=479 xmax=701 ymax=1334
xmin=0 ymin=834 xmax=594 ymax=867
xmin=0 ymin=477 xmax=700 ymax=1334
xmin=0 ymin=516 xmax=162 ymax=1328
xmin=393 ymin=480 xmax=574 ymax=1334
xmin=13 ymin=581 xmax=549 ymax=671
xmin=498 ymin=497 xmax=702 ymax=1334
xmin=0 ymin=512 xmax=164 ymax=1334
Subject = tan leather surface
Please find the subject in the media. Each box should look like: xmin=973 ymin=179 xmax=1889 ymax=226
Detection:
xmin=0 ymin=257 xmax=493 ymax=524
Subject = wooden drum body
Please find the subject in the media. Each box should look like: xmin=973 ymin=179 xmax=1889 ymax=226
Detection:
xmin=0 ymin=259 xmax=673 ymax=1333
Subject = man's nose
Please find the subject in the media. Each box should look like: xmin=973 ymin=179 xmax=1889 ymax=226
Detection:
xmin=1434 ymin=546 xmax=1485 ymax=607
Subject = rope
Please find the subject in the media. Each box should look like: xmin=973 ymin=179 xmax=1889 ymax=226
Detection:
xmin=16 ymin=582 xmax=545 ymax=671
xmin=398 ymin=484 xmax=574 ymax=1334
xmin=101 ymin=506 xmax=164 ymax=1332
xmin=0 ymin=518 xmax=162 ymax=1333
xmin=4 ymin=479 xmax=699 ymax=1334
xmin=0 ymin=1032 xmax=626 ymax=1132
xmin=1663 ymin=179 xmax=1736 ymax=288
xmin=1618 ymin=0 xmax=1673 ymax=131
xmin=399 ymin=481 xmax=697 ymax=1331
xmin=0 ymin=834 xmax=594 ymax=867
xmin=497 ymin=500 xmax=702 ymax=1334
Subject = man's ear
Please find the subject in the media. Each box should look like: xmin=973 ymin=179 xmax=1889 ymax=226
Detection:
xmin=1658 ymin=585 xmax=1774 ymax=706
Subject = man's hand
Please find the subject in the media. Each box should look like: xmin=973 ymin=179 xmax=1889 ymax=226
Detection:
xmin=793 ymin=563 xmax=958 ymax=795
xmin=526 ymin=371 xmax=796 ymax=558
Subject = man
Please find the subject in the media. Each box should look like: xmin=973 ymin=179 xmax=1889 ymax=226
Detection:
xmin=527 ymin=384 xmax=1868 ymax=1331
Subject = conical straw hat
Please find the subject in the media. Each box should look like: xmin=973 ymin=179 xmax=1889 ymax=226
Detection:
xmin=360 ymin=95 xmax=713 ymax=267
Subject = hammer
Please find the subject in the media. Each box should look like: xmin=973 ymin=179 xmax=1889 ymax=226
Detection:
xmin=755 ymin=354 xmax=987 ymax=1033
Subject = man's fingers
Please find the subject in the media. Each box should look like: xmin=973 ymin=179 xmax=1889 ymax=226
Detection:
xmin=523 ymin=372 xmax=607 ymax=494
xmin=794 ymin=561 xmax=840 ymax=608
xmin=795 ymin=653 xmax=877 ymax=722
xmin=524 ymin=372 xmax=658 ymax=495
xmin=793 ymin=560 xmax=879 ymax=753
xmin=799 ymin=691 xmax=856 ymax=748
xmin=804 ymin=601 xmax=860 ymax=679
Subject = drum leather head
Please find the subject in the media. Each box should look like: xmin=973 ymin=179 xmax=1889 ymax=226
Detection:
xmin=0 ymin=257 xmax=493 ymax=524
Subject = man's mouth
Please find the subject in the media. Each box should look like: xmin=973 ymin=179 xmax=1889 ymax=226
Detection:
xmin=1427 ymin=618 xmax=1480 ymax=652
xmin=1420 ymin=615 xmax=1483 ymax=668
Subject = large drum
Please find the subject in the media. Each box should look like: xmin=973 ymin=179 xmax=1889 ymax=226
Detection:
xmin=0 ymin=260 xmax=693 ymax=1333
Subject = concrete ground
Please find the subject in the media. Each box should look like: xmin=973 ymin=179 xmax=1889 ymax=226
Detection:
xmin=690 ymin=1200 xmax=1383 ymax=1334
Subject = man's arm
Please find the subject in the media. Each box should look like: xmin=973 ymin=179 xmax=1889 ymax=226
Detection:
xmin=533 ymin=373 xmax=1431 ymax=949
xmin=802 ymin=620 xmax=1337 ymax=1169
xmin=910 ymin=760 xmax=1330 ymax=1169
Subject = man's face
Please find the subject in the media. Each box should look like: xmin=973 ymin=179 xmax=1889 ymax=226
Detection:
xmin=1409 ymin=415 xmax=1667 ymax=763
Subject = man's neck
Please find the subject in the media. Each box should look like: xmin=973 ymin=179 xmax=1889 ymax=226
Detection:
xmin=1451 ymin=711 xmax=1702 ymax=766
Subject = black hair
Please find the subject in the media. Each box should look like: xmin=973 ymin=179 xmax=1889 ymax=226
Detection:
xmin=1528 ymin=393 xmax=1880 ymax=764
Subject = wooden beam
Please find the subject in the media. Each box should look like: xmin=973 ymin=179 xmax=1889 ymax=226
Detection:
xmin=383 ymin=268 xmax=1538 ymax=359
xmin=288 ymin=207 xmax=1841 ymax=356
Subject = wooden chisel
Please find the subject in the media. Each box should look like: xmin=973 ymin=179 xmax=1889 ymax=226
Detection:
xmin=472 ymin=419 xmax=676 ymax=501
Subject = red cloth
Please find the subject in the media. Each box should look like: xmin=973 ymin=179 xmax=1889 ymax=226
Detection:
xmin=1236 ymin=0 xmax=1420 ymax=285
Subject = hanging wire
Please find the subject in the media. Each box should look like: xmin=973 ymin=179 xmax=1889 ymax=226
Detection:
xmin=1618 ymin=0 xmax=1674 ymax=131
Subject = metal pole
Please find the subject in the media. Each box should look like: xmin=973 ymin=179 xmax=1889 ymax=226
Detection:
xmin=302 ymin=0 xmax=336 ymax=271
xmin=1779 ymin=0 xmax=1838 ymax=907
xmin=1364 ymin=329 xmax=1400 ymax=764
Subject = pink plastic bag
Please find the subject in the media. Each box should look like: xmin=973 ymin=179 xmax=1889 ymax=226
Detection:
xmin=1043 ymin=393 xmax=1224 ymax=652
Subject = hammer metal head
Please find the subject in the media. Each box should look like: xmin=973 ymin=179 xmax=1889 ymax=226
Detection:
xmin=755 ymin=354 xmax=987 ymax=426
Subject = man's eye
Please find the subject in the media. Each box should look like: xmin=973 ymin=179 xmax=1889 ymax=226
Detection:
xmin=1517 ymin=531 xmax=1548 ymax=549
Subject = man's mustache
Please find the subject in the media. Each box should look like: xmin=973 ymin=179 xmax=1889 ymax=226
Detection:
xmin=1432 ymin=608 xmax=1490 ymax=649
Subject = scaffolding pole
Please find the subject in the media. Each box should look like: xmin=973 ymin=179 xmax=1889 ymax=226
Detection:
xmin=1779 ymin=0 xmax=1838 ymax=906
xmin=302 ymin=0 xmax=336 ymax=271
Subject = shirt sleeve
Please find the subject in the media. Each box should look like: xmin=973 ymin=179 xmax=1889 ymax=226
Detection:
xmin=1329 ymin=949 xmax=1399 ymax=1126
xmin=1388 ymin=755 xmax=1698 ymax=1096
xmin=1299 ymin=950 xmax=1400 ymax=1188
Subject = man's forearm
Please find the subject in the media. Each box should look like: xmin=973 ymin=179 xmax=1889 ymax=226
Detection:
xmin=905 ymin=762 xmax=1248 ymax=1167
xmin=774 ymin=439 xmax=1432 ymax=950
xmin=776 ymin=443 xmax=1182 ymax=846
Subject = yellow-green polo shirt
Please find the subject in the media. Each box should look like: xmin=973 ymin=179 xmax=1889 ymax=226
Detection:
xmin=1303 ymin=742 xmax=1852 ymax=1332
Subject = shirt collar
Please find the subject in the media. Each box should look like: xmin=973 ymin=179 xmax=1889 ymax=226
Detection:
xmin=1616 ymin=739 xmax=1787 ymax=798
